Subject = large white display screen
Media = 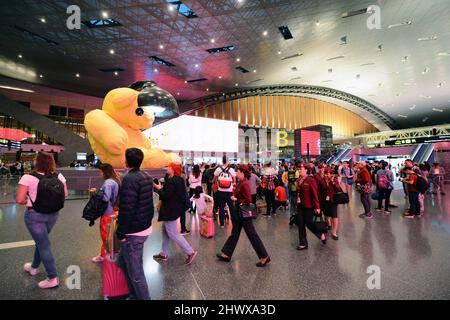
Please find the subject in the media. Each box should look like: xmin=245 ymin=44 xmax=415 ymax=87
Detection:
xmin=143 ymin=115 xmax=239 ymax=153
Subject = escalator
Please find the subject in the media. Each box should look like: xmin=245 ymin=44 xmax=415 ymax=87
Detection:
xmin=412 ymin=144 xmax=427 ymax=163
xmin=417 ymin=143 xmax=434 ymax=164
xmin=327 ymin=147 xmax=352 ymax=164
xmin=0 ymin=94 xmax=92 ymax=166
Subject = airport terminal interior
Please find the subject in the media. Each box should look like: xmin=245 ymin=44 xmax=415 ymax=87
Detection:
xmin=0 ymin=0 xmax=449 ymax=300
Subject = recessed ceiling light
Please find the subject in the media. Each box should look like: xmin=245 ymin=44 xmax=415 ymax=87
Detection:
xmin=101 ymin=11 xmax=108 ymax=18
xmin=437 ymin=81 xmax=446 ymax=88
xmin=262 ymin=30 xmax=268 ymax=36
xmin=154 ymin=68 xmax=158 ymax=72
xmin=327 ymin=55 xmax=345 ymax=61
xmin=195 ymin=64 xmax=199 ymax=68
xmin=206 ymin=88 xmax=209 ymax=91
xmin=40 ymin=18 xmax=46 ymax=23
xmin=184 ymin=80 xmax=188 ymax=83
xmin=114 ymin=71 xmax=118 ymax=76
xmin=419 ymin=94 xmax=431 ymax=99
xmin=236 ymin=58 xmax=240 ymax=62
xmin=177 ymin=92 xmax=180 ymax=95
xmin=397 ymin=114 xmax=408 ymax=118
xmin=109 ymin=49 xmax=115 ymax=54
xmin=432 ymin=108 xmax=444 ymax=112
xmin=39 ymin=74 xmax=43 ymax=78
xmin=277 ymin=51 xmax=281 ymax=55
xmin=410 ymin=105 xmax=416 ymax=110
xmin=402 ymin=56 xmax=409 ymax=62
xmin=253 ymin=69 xmax=257 ymax=73
xmin=438 ymin=52 xmax=450 ymax=56
xmin=235 ymin=83 xmax=239 ymax=86
xmin=76 ymin=73 xmax=80 ymax=78
xmin=18 ymin=54 xmax=22 ymax=58
xmin=218 ymin=75 xmax=222 ymax=79
xmin=377 ymin=44 xmax=383 ymax=52
xmin=0 ymin=85 xmax=34 ymax=93
xmin=388 ymin=21 xmax=412 ymax=29
xmin=422 ymin=67 xmax=430 ymax=74
xmin=168 ymin=5 xmax=174 ymax=11
xmin=422 ymin=117 xmax=429 ymax=122
xmin=159 ymin=44 xmax=164 ymax=49
xmin=418 ymin=36 xmax=437 ymax=42
xmin=210 ymin=38 xmax=215 ymax=43
xmin=384 ymin=71 xmax=400 ymax=75
xmin=316 ymin=20 xmax=320 ymax=26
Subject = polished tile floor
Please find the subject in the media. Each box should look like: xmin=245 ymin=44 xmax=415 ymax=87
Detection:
xmin=0 ymin=181 xmax=449 ymax=300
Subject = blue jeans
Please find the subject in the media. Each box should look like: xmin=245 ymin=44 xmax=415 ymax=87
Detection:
xmin=360 ymin=192 xmax=372 ymax=215
xmin=24 ymin=209 xmax=59 ymax=279
xmin=117 ymin=236 xmax=150 ymax=300
xmin=408 ymin=192 xmax=420 ymax=215
xmin=161 ymin=220 xmax=194 ymax=256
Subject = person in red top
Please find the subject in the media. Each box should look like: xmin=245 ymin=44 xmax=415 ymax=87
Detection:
xmin=322 ymin=168 xmax=342 ymax=240
xmin=216 ymin=165 xmax=270 ymax=267
xmin=295 ymin=164 xmax=326 ymax=250
xmin=355 ymin=161 xmax=373 ymax=218
xmin=275 ymin=180 xmax=288 ymax=210
xmin=401 ymin=167 xmax=420 ymax=218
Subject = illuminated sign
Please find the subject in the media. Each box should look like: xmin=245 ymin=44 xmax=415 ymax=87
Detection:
xmin=277 ymin=130 xmax=289 ymax=147
xmin=144 ymin=115 xmax=239 ymax=153
xmin=385 ymin=135 xmax=450 ymax=146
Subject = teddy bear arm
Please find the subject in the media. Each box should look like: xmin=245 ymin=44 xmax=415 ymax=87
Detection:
xmin=84 ymin=110 xmax=128 ymax=155
xmin=141 ymin=148 xmax=180 ymax=168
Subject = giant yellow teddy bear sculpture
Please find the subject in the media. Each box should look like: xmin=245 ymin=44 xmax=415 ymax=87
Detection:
xmin=84 ymin=87 xmax=180 ymax=169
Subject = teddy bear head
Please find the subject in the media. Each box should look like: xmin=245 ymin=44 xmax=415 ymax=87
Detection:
xmin=102 ymin=87 xmax=154 ymax=130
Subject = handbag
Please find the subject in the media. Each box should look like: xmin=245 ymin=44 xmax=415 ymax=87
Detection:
xmin=313 ymin=214 xmax=328 ymax=234
xmin=334 ymin=192 xmax=349 ymax=204
xmin=239 ymin=203 xmax=258 ymax=219
xmin=371 ymin=190 xmax=381 ymax=201
xmin=356 ymin=183 xmax=371 ymax=194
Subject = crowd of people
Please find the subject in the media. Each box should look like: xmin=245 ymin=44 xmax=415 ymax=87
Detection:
xmin=15 ymin=149 xmax=447 ymax=299
xmin=0 ymin=160 xmax=31 ymax=177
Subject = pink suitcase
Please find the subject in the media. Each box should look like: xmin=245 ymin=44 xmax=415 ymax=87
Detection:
xmin=103 ymin=256 xmax=129 ymax=299
xmin=103 ymin=216 xmax=129 ymax=299
xmin=200 ymin=215 xmax=215 ymax=238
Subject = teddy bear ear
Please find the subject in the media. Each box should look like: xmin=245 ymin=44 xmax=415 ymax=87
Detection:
xmin=103 ymin=88 xmax=138 ymax=110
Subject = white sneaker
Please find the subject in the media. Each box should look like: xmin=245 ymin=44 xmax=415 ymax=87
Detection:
xmin=23 ymin=263 xmax=40 ymax=276
xmin=38 ymin=277 xmax=59 ymax=289
xmin=91 ymin=255 xmax=104 ymax=263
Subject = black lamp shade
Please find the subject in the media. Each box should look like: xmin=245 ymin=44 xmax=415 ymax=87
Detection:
xmin=131 ymin=80 xmax=179 ymax=119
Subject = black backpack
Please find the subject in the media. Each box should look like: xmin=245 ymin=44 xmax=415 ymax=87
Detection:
xmin=415 ymin=175 xmax=429 ymax=194
xmin=29 ymin=172 xmax=65 ymax=214
xmin=82 ymin=189 xmax=108 ymax=226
